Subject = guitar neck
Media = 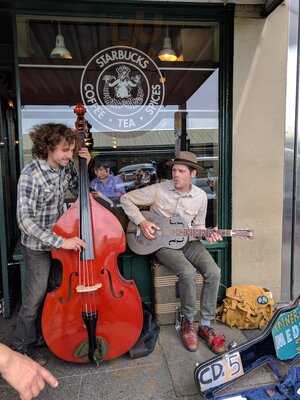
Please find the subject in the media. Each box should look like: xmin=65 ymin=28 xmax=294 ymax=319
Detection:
xmin=191 ymin=228 xmax=233 ymax=237
xmin=176 ymin=227 xmax=248 ymax=239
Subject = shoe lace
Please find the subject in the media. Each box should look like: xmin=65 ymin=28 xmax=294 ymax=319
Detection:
xmin=184 ymin=320 xmax=195 ymax=334
xmin=212 ymin=335 xmax=225 ymax=346
xmin=206 ymin=328 xmax=225 ymax=346
xmin=201 ymin=326 xmax=225 ymax=346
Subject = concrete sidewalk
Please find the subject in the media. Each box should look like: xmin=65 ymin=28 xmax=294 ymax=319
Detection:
xmin=0 ymin=313 xmax=267 ymax=400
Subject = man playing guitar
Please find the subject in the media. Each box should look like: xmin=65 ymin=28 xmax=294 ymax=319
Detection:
xmin=120 ymin=151 xmax=225 ymax=353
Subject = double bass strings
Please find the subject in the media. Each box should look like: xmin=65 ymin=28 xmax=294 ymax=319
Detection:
xmin=77 ymin=196 xmax=98 ymax=315
xmin=87 ymin=195 xmax=97 ymax=313
xmin=76 ymin=150 xmax=92 ymax=314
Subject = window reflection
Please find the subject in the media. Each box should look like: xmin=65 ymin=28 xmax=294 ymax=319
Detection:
xmin=119 ymin=163 xmax=157 ymax=191
xmin=90 ymin=158 xmax=125 ymax=201
xmin=18 ymin=15 xmax=220 ymax=227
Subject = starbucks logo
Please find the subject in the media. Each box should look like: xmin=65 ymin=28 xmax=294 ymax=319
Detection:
xmin=80 ymin=46 xmax=165 ymax=132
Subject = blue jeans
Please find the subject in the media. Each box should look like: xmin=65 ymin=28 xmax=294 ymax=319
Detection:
xmin=155 ymin=241 xmax=221 ymax=321
xmin=12 ymin=246 xmax=51 ymax=351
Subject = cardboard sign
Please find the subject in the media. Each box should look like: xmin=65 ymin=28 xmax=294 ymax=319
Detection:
xmin=272 ymin=304 xmax=300 ymax=360
xmin=198 ymin=352 xmax=244 ymax=392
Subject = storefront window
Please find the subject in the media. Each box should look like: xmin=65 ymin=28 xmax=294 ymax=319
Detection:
xmin=17 ymin=15 xmax=219 ymax=225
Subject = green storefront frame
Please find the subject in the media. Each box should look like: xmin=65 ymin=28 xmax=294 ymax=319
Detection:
xmin=0 ymin=0 xmax=233 ymax=316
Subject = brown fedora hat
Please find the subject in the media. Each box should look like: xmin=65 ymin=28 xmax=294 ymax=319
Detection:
xmin=167 ymin=151 xmax=201 ymax=170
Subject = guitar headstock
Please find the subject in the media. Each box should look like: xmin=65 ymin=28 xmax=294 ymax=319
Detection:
xmin=232 ymin=229 xmax=254 ymax=239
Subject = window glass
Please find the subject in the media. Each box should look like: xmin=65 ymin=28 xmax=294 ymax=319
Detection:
xmin=17 ymin=15 xmax=219 ymax=225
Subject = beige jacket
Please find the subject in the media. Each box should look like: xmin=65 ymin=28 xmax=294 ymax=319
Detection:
xmin=120 ymin=180 xmax=207 ymax=228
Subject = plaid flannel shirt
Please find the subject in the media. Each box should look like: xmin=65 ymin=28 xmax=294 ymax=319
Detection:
xmin=17 ymin=158 xmax=78 ymax=251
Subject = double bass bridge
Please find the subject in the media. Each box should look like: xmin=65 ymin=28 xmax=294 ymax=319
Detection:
xmin=76 ymin=283 xmax=102 ymax=293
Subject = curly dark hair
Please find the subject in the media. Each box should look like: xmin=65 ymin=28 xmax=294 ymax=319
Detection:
xmin=30 ymin=123 xmax=80 ymax=160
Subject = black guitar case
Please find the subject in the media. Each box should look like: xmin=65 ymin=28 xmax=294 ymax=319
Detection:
xmin=194 ymin=296 xmax=300 ymax=399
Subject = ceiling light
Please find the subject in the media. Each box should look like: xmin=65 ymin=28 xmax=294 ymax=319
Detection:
xmin=158 ymin=27 xmax=177 ymax=62
xmin=50 ymin=22 xmax=72 ymax=60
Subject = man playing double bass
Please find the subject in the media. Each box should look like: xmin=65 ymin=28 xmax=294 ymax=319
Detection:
xmin=12 ymin=123 xmax=90 ymax=365
xmin=121 ymin=151 xmax=226 ymax=354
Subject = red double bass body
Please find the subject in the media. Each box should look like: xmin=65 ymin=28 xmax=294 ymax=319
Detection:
xmin=41 ymin=105 xmax=143 ymax=363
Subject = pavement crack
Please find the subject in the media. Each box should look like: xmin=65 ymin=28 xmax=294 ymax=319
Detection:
xmin=77 ymin=376 xmax=83 ymax=400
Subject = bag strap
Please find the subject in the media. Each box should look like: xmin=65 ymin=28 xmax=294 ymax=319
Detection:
xmin=266 ymin=358 xmax=284 ymax=381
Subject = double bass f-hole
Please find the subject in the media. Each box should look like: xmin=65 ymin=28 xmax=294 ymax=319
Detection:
xmin=58 ymin=271 xmax=79 ymax=304
xmin=101 ymin=268 xmax=124 ymax=299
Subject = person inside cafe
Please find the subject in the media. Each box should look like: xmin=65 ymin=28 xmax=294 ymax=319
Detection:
xmin=90 ymin=158 xmax=125 ymax=199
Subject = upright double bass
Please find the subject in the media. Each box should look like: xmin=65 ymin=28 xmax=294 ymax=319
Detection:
xmin=42 ymin=104 xmax=143 ymax=364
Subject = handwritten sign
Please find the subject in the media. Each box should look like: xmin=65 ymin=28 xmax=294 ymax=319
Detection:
xmin=272 ymin=304 xmax=300 ymax=360
xmin=197 ymin=352 xmax=244 ymax=392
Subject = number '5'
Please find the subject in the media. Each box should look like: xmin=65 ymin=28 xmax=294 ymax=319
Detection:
xmin=229 ymin=354 xmax=240 ymax=375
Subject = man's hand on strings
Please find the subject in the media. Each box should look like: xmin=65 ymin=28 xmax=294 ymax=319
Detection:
xmin=139 ymin=220 xmax=160 ymax=240
xmin=61 ymin=237 xmax=87 ymax=251
xmin=78 ymin=147 xmax=91 ymax=164
xmin=204 ymin=227 xmax=223 ymax=244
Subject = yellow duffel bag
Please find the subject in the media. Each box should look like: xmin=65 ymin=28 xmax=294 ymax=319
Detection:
xmin=217 ymin=285 xmax=275 ymax=329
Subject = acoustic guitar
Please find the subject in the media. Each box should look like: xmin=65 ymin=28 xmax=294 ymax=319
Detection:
xmin=126 ymin=210 xmax=254 ymax=255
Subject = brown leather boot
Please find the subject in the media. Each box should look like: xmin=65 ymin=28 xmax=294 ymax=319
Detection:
xmin=198 ymin=325 xmax=226 ymax=354
xmin=180 ymin=319 xmax=198 ymax=352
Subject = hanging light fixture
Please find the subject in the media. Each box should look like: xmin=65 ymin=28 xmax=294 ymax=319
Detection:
xmin=158 ymin=27 xmax=177 ymax=62
xmin=50 ymin=22 xmax=72 ymax=60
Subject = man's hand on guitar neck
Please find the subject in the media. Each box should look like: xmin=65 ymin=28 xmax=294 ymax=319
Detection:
xmin=204 ymin=227 xmax=223 ymax=244
xmin=139 ymin=219 xmax=160 ymax=240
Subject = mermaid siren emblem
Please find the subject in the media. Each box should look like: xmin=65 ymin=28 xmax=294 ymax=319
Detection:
xmin=103 ymin=65 xmax=144 ymax=105
xmin=80 ymin=46 xmax=165 ymax=132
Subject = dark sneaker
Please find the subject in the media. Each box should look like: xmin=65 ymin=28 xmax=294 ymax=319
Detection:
xmin=25 ymin=348 xmax=48 ymax=367
xmin=198 ymin=325 xmax=225 ymax=354
xmin=180 ymin=319 xmax=198 ymax=352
